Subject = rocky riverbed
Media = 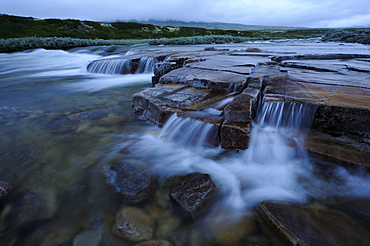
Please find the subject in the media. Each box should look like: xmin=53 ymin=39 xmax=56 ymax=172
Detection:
xmin=129 ymin=40 xmax=370 ymax=245
xmin=1 ymin=40 xmax=370 ymax=246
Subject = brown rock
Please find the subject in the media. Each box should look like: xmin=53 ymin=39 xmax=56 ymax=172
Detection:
xmin=112 ymin=207 xmax=154 ymax=242
xmin=108 ymin=160 xmax=154 ymax=204
xmin=257 ymin=201 xmax=370 ymax=246
xmin=220 ymin=122 xmax=250 ymax=149
xmin=159 ymin=67 xmax=248 ymax=91
xmin=223 ymin=87 xmax=260 ymax=123
xmin=169 ymin=172 xmax=217 ymax=220
xmin=6 ymin=187 xmax=58 ymax=231
xmin=213 ymin=216 xmax=257 ymax=245
xmin=135 ymin=240 xmax=173 ymax=246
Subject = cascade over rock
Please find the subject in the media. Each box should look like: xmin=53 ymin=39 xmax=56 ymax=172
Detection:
xmin=132 ymin=46 xmax=370 ymax=166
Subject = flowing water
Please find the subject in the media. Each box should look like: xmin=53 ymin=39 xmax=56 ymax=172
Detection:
xmin=1 ymin=42 xmax=370 ymax=245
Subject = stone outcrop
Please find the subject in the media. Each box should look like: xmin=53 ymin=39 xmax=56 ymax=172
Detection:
xmin=159 ymin=67 xmax=248 ymax=91
xmin=107 ymin=160 xmax=155 ymax=204
xmin=257 ymin=201 xmax=370 ymax=246
xmin=132 ymin=45 xmax=370 ymax=166
xmin=169 ymin=172 xmax=217 ymax=220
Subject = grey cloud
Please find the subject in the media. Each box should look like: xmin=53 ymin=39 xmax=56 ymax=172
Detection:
xmin=0 ymin=0 xmax=369 ymax=27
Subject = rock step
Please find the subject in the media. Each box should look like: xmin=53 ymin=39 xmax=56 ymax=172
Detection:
xmin=257 ymin=201 xmax=370 ymax=246
xmin=159 ymin=67 xmax=248 ymax=92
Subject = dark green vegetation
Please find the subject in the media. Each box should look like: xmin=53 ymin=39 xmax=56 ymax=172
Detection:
xmin=322 ymin=29 xmax=370 ymax=44
xmin=1 ymin=14 xmax=368 ymax=53
xmin=0 ymin=14 xmax=328 ymax=52
xmin=0 ymin=37 xmax=149 ymax=53
xmin=0 ymin=14 xmax=326 ymax=40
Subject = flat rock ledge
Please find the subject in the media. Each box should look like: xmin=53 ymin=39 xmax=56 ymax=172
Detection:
xmin=132 ymin=48 xmax=370 ymax=167
xmin=257 ymin=200 xmax=370 ymax=246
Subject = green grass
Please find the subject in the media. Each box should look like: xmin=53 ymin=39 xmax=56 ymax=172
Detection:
xmin=321 ymin=29 xmax=370 ymax=44
xmin=1 ymin=14 xmax=368 ymax=53
xmin=0 ymin=14 xmax=327 ymax=40
xmin=0 ymin=37 xmax=149 ymax=53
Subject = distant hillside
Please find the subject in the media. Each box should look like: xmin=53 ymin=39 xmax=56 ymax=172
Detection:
xmin=130 ymin=19 xmax=300 ymax=31
xmin=0 ymin=14 xmax=327 ymax=40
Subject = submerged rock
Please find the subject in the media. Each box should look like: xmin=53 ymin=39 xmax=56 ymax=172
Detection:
xmin=0 ymin=181 xmax=11 ymax=199
xmin=169 ymin=172 xmax=217 ymax=220
xmin=112 ymin=206 xmax=154 ymax=242
xmin=212 ymin=216 xmax=257 ymax=245
xmin=3 ymin=187 xmax=57 ymax=231
xmin=73 ymin=230 xmax=102 ymax=246
xmin=135 ymin=240 xmax=173 ymax=246
xmin=257 ymin=201 xmax=370 ymax=246
xmin=107 ymin=160 xmax=155 ymax=204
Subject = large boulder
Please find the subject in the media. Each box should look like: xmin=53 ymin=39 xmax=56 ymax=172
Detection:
xmin=112 ymin=206 xmax=154 ymax=242
xmin=107 ymin=160 xmax=155 ymax=204
xmin=169 ymin=172 xmax=217 ymax=220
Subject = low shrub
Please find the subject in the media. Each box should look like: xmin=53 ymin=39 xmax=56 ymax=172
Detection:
xmin=0 ymin=37 xmax=149 ymax=53
xmin=148 ymin=35 xmax=251 ymax=45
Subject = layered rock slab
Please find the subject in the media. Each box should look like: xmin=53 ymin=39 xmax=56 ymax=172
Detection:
xmin=257 ymin=201 xmax=370 ymax=246
xmin=159 ymin=67 xmax=248 ymax=91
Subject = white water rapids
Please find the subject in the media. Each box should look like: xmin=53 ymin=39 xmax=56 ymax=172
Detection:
xmin=1 ymin=44 xmax=370 ymax=245
xmin=131 ymin=100 xmax=370 ymax=224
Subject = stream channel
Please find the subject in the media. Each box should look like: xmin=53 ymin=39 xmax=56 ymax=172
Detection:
xmin=0 ymin=40 xmax=370 ymax=245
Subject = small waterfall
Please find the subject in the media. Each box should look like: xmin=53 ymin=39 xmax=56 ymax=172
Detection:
xmin=86 ymin=56 xmax=158 ymax=75
xmin=245 ymin=101 xmax=317 ymax=165
xmin=86 ymin=58 xmax=132 ymax=74
xmin=158 ymin=114 xmax=218 ymax=149
xmin=135 ymin=57 xmax=158 ymax=74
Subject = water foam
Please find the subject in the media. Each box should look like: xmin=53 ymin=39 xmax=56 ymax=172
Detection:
xmin=130 ymin=100 xmax=370 ymax=226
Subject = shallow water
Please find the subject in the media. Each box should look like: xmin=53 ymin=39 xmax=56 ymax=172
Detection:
xmin=1 ymin=42 xmax=370 ymax=245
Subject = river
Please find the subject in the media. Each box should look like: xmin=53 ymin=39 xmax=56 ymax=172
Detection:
xmin=1 ymin=40 xmax=370 ymax=245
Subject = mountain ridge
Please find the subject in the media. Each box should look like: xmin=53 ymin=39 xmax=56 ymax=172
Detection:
xmin=128 ymin=19 xmax=304 ymax=31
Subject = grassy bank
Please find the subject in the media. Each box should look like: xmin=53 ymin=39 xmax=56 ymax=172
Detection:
xmin=3 ymin=14 xmax=368 ymax=53
xmin=0 ymin=14 xmax=330 ymax=52
xmin=0 ymin=37 xmax=149 ymax=53
xmin=322 ymin=29 xmax=370 ymax=44
xmin=0 ymin=14 xmax=327 ymax=40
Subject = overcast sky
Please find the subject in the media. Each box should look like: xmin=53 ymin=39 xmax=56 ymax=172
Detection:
xmin=1 ymin=0 xmax=370 ymax=28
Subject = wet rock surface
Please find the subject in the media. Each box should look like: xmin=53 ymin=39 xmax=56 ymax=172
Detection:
xmin=257 ymin=201 xmax=370 ymax=246
xmin=0 ymin=181 xmax=11 ymax=199
xmin=134 ymin=239 xmax=173 ymax=246
xmin=132 ymin=42 xmax=370 ymax=163
xmin=112 ymin=206 xmax=154 ymax=242
xmin=169 ymin=172 xmax=217 ymax=220
xmin=1 ymin=187 xmax=57 ymax=232
xmin=107 ymin=160 xmax=155 ymax=204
